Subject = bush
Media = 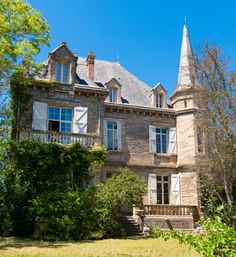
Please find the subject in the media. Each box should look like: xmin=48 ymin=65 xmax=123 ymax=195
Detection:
xmin=94 ymin=168 xmax=146 ymax=238
xmin=1 ymin=140 xmax=147 ymax=240
xmin=1 ymin=139 xmax=107 ymax=238
xmin=151 ymin=218 xmax=236 ymax=257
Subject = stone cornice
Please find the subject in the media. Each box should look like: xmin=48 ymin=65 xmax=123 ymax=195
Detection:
xmin=21 ymin=79 xmax=109 ymax=97
xmin=104 ymin=102 xmax=176 ymax=117
xmin=74 ymin=84 xmax=109 ymax=96
xmin=175 ymin=108 xmax=200 ymax=115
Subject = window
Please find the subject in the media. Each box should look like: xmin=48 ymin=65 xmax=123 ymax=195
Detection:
xmin=107 ymin=122 xmax=118 ymax=150
xmin=109 ymin=88 xmax=117 ymax=102
xmin=156 ymin=94 xmax=163 ymax=108
xmin=150 ymin=126 xmax=176 ymax=155
xmin=55 ymin=62 xmax=69 ymax=83
xmin=156 ymin=128 xmax=167 ymax=154
xmin=157 ymin=176 xmax=169 ymax=204
xmin=48 ymin=107 xmax=72 ymax=133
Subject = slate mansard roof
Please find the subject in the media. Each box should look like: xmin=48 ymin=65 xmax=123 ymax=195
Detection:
xmin=76 ymin=57 xmax=152 ymax=106
xmin=42 ymin=41 xmax=153 ymax=107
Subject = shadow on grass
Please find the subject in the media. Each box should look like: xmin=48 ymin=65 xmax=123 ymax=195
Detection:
xmin=0 ymin=237 xmax=95 ymax=250
xmin=0 ymin=236 xmax=149 ymax=250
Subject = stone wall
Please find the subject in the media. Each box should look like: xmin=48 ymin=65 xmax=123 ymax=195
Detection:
xmin=104 ymin=108 xmax=176 ymax=166
xmin=18 ymin=84 xmax=104 ymax=134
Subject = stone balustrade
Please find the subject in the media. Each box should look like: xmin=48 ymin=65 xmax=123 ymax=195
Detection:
xmin=19 ymin=129 xmax=101 ymax=147
xmin=143 ymin=205 xmax=198 ymax=216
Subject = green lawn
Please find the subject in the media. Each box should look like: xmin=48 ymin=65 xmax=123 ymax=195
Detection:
xmin=0 ymin=237 xmax=200 ymax=257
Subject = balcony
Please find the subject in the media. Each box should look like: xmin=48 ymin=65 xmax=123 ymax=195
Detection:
xmin=19 ymin=129 xmax=101 ymax=147
xmin=143 ymin=204 xmax=199 ymax=217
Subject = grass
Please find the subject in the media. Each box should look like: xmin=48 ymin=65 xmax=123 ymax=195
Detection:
xmin=0 ymin=237 xmax=201 ymax=257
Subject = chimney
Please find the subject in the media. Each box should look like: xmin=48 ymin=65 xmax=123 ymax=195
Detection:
xmin=86 ymin=51 xmax=95 ymax=80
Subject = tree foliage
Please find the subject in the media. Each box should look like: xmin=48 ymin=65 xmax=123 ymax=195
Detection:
xmin=151 ymin=217 xmax=236 ymax=257
xmin=195 ymin=44 xmax=236 ymax=210
xmin=0 ymin=140 xmax=107 ymax=238
xmin=0 ymin=140 xmax=146 ymax=240
xmin=0 ymin=0 xmax=50 ymax=80
xmin=94 ymin=168 xmax=146 ymax=237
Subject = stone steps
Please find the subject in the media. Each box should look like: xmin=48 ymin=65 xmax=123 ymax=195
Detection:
xmin=118 ymin=215 xmax=144 ymax=236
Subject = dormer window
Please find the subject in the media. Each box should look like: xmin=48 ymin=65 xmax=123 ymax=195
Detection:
xmin=156 ymin=94 xmax=163 ymax=108
xmin=55 ymin=62 xmax=69 ymax=83
xmin=150 ymin=83 xmax=167 ymax=108
xmin=109 ymin=87 xmax=118 ymax=103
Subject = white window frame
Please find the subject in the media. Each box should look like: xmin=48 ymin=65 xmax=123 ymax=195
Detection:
xmin=55 ymin=62 xmax=70 ymax=83
xmin=156 ymin=128 xmax=168 ymax=154
xmin=48 ymin=106 xmax=72 ymax=133
xmin=109 ymin=87 xmax=118 ymax=103
xmin=157 ymin=175 xmax=170 ymax=205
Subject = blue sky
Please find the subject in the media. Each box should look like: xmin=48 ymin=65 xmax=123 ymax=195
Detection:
xmin=28 ymin=0 xmax=236 ymax=94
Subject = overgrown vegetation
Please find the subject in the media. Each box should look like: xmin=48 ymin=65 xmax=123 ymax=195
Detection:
xmin=195 ymin=44 xmax=236 ymax=217
xmin=0 ymin=140 xmax=146 ymax=240
xmin=151 ymin=217 xmax=236 ymax=257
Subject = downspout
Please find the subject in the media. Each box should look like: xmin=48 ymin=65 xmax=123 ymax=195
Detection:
xmin=97 ymin=94 xmax=101 ymax=135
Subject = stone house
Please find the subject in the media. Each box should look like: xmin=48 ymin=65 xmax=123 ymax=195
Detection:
xmin=15 ymin=24 xmax=205 ymax=230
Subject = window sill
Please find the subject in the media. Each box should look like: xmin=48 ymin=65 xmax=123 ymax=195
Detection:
xmin=153 ymin=153 xmax=177 ymax=156
xmin=108 ymin=150 xmax=122 ymax=153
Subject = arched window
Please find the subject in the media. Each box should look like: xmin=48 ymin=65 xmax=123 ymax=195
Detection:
xmin=55 ymin=62 xmax=69 ymax=83
xmin=109 ymin=87 xmax=118 ymax=103
xmin=156 ymin=94 xmax=163 ymax=108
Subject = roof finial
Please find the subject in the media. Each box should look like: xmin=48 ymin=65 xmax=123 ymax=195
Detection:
xmin=184 ymin=16 xmax=187 ymax=25
xmin=115 ymin=53 xmax=120 ymax=65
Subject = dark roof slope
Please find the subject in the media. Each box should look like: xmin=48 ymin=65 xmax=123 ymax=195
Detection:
xmin=76 ymin=57 xmax=152 ymax=106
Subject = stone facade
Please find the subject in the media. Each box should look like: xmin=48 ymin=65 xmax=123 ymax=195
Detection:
xmin=14 ymin=24 xmax=205 ymax=220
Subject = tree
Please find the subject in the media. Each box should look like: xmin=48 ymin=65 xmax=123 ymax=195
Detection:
xmin=0 ymin=0 xmax=50 ymax=152
xmin=0 ymin=0 xmax=50 ymax=80
xmin=94 ymin=168 xmax=146 ymax=237
xmin=195 ymin=44 xmax=236 ymax=210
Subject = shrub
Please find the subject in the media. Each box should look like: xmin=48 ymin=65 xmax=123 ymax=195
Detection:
xmin=151 ymin=217 xmax=236 ymax=257
xmin=94 ymin=168 xmax=146 ymax=237
xmin=1 ymin=139 xmax=107 ymax=238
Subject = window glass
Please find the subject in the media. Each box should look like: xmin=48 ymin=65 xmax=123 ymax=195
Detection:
xmin=107 ymin=123 xmax=113 ymax=129
xmin=157 ymin=176 xmax=170 ymax=204
xmin=161 ymin=129 xmax=167 ymax=134
xmin=163 ymin=176 xmax=169 ymax=182
xmin=48 ymin=107 xmax=72 ymax=135
xmin=62 ymin=63 xmax=69 ymax=82
xmin=60 ymin=122 xmax=71 ymax=133
xmin=61 ymin=108 xmax=72 ymax=121
xmin=107 ymin=130 xmax=114 ymax=150
xmin=107 ymin=122 xmax=118 ymax=150
xmin=55 ymin=63 xmax=69 ymax=83
xmin=48 ymin=107 xmax=60 ymax=120
xmin=156 ymin=94 xmax=163 ymax=108
xmin=55 ymin=63 xmax=62 ymax=82
xmin=155 ymin=128 xmax=167 ymax=154
xmin=109 ymin=88 xmax=118 ymax=102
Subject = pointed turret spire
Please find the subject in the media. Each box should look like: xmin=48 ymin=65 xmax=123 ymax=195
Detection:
xmin=175 ymin=22 xmax=198 ymax=91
